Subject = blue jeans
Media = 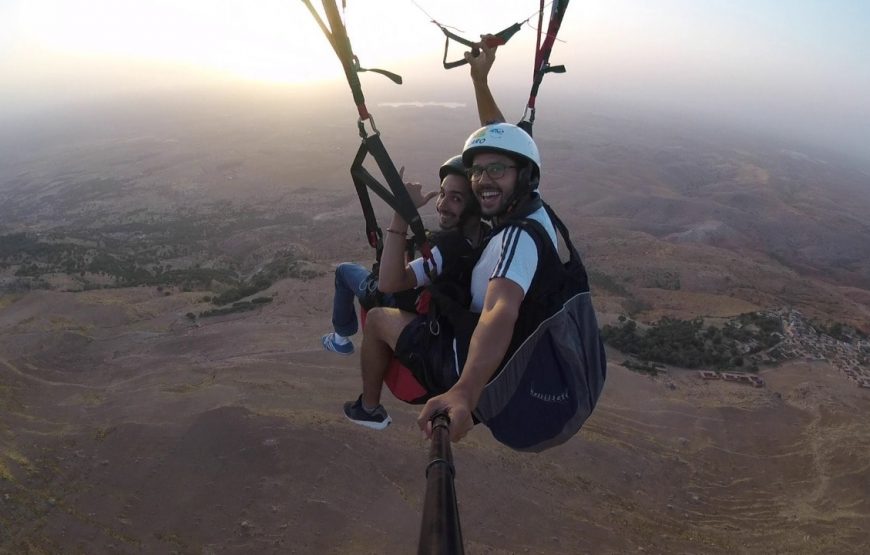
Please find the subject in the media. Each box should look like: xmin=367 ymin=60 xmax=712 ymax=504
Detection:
xmin=331 ymin=262 xmax=393 ymax=337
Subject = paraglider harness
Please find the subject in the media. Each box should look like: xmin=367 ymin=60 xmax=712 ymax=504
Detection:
xmin=474 ymin=197 xmax=605 ymax=453
xmin=428 ymin=0 xmax=570 ymax=135
xmin=301 ymin=0 xmax=434 ymax=280
xmin=394 ymin=190 xmax=606 ymax=452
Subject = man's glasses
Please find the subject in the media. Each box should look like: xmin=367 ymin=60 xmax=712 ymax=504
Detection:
xmin=467 ymin=162 xmax=517 ymax=181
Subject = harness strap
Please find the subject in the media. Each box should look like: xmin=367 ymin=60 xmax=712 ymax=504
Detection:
xmin=350 ymin=136 xmax=432 ymax=263
xmin=301 ymin=0 xmax=402 ymax=119
xmin=542 ymin=202 xmax=582 ymax=264
xmin=520 ymin=0 xmax=570 ymax=135
xmin=349 ymin=143 xmax=384 ymax=256
xmin=439 ymin=22 xmax=522 ymax=69
xmin=303 ymin=1 xmax=432 ymax=264
xmin=362 ymin=133 xmax=431 ymax=258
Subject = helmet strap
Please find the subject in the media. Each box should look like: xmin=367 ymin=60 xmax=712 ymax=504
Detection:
xmin=493 ymin=162 xmax=535 ymax=223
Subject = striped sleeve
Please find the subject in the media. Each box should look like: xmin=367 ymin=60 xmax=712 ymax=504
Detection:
xmin=409 ymin=246 xmax=444 ymax=287
xmin=490 ymin=226 xmax=540 ymax=294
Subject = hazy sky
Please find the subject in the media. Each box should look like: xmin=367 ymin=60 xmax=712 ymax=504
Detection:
xmin=1 ymin=0 xmax=868 ymax=160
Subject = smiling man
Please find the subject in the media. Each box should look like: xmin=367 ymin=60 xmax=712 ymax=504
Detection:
xmin=433 ymin=155 xmax=483 ymax=240
xmin=341 ymin=153 xmax=488 ymax=428
xmin=412 ymin=121 xmax=558 ymax=439
xmin=321 ymin=155 xmax=482 ymax=357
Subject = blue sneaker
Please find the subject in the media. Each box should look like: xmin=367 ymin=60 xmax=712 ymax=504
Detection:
xmin=344 ymin=395 xmax=392 ymax=430
xmin=322 ymin=332 xmax=354 ymax=356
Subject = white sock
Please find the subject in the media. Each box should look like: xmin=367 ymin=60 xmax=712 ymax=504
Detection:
xmin=333 ymin=333 xmax=350 ymax=345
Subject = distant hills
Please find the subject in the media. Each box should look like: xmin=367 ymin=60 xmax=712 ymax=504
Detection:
xmin=1 ymin=90 xmax=869 ymax=331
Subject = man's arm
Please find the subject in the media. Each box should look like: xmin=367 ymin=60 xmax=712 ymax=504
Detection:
xmin=465 ymin=37 xmax=506 ymax=125
xmin=417 ymin=277 xmax=523 ymax=441
xmin=377 ymin=179 xmax=436 ymax=293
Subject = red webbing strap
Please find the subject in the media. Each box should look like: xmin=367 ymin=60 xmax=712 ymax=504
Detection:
xmin=523 ymin=0 xmax=569 ymax=130
xmin=535 ymin=0 xmax=545 ymax=72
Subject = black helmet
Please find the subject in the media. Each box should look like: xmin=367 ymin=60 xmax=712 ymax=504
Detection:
xmin=437 ymin=154 xmax=480 ymax=224
xmin=438 ymin=155 xmax=466 ymax=181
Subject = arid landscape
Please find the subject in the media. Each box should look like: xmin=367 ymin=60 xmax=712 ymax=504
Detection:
xmin=2 ymin=88 xmax=870 ymax=553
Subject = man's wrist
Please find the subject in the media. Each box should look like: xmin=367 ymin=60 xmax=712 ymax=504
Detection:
xmin=389 ymin=215 xmax=409 ymax=231
xmin=450 ymin=380 xmax=483 ymax=411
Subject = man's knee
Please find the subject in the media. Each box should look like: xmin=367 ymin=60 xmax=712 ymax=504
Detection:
xmin=335 ymin=262 xmax=352 ymax=282
xmin=365 ymin=307 xmax=414 ymax=347
xmin=364 ymin=307 xmax=391 ymax=337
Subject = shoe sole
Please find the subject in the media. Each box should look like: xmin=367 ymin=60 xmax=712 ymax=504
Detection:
xmin=344 ymin=413 xmax=392 ymax=431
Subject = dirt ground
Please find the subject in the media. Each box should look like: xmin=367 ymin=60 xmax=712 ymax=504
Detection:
xmin=3 ymin=81 xmax=870 ymax=554
xmin=1 ymin=276 xmax=869 ymax=555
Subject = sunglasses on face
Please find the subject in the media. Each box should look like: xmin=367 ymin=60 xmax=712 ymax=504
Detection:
xmin=467 ymin=162 xmax=517 ymax=181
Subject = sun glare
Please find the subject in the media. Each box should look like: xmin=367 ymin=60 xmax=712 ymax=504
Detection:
xmin=20 ymin=0 xmax=432 ymax=85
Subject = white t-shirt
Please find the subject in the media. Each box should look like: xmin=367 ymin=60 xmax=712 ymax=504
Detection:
xmin=409 ymin=205 xmax=557 ymax=313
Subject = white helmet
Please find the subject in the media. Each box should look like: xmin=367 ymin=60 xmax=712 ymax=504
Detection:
xmin=461 ymin=123 xmax=541 ymax=174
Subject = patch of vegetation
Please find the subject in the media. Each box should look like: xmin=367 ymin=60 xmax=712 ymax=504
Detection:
xmin=210 ymin=250 xmax=319 ymax=306
xmin=736 ymin=311 xmax=784 ymax=333
xmin=622 ymin=359 xmax=663 ymax=376
xmin=0 ymin=459 xmax=13 ymax=482
xmin=814 ymin=320 xmax=867 ymax=342
xmin=94 ymin=427 xmax=116 ymax=441
xmin=602 ymin=311 xmax=783 ymax=370
xmin=1 ymin=276 xmax=50 ymax=292
xmin=212 ymin=279 xmax=272 ymax=306
xmin=0 ymin=233 xmax=51 ymax=258
xmin=199 ymin=300 xmax=264 ymax=318
xmin=0 ymin=450 xmax=32 ymax=482
xmin=0 ymin=207 xmax=320 ymax=295
xmin=621 ymin=296 xmax=652 ymax=317
xmin=642 ymin=269 xmax=681 ymax=290
xmin=161 ymin=377 xmax=213 ymax=394
xmin=588 ymin=269 xmax=630 ymax=296
xmin=259 ymin=249 xmax=322 ymax=280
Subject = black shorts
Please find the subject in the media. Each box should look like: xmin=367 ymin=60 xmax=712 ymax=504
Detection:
xmin=394 ymin=313 xmax=477 ymax=396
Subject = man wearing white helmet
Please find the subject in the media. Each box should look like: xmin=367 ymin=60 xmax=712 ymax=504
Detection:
xmin=343 ymin=39 xmax=558 ymax=440
xmin=414 ymin=41 xmax=560 ymax=440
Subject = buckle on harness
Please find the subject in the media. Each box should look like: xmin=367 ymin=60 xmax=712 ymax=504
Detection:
xmin=357 ymin=115 xmax=380 ymax=138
